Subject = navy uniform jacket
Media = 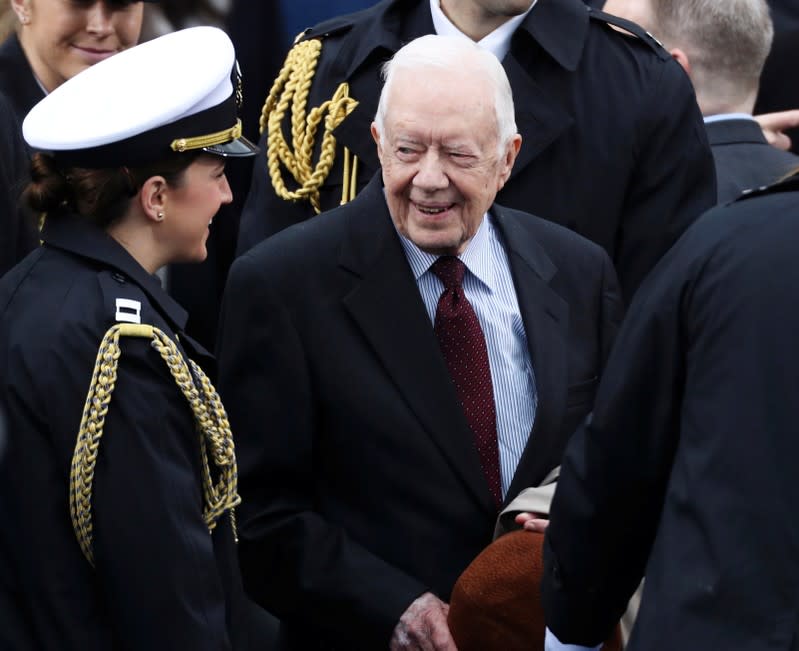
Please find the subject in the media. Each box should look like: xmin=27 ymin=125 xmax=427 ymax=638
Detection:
xmin=0 ymin=32 xmax=45 ymax=126
xmin=0 ymin=92 xmax=36 ymax=277
xmin=541 ymin=174 xmax=799 ymax=650
xmin=237 ymin=0 xmax=716 ymax=302
xmin=0 ymin=34 xmax=40 ymax=274
xmin=0 ymin=215 xmax=249 ymax=650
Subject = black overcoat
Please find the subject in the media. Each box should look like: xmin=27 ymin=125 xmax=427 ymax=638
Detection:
xmin=237 ymin=0 xmax=716 ymax=302
xmin=542 ymin=174 xmax=799 ymax=650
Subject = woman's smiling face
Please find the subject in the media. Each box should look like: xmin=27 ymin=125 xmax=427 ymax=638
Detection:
xmin=15 ymin=0 xmax=144 ymax=92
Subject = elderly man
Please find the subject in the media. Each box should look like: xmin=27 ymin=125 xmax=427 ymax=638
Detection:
xmin=218 ymin=35 xmax=622 ymax=650
xmin=237 ymin=0 xmax=716 ymax=304
xmin=604 ymin=0 xmax=799 ymax=203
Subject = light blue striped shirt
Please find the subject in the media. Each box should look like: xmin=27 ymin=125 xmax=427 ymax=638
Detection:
xmin=398 ymin=214 xmax=537 ymax=497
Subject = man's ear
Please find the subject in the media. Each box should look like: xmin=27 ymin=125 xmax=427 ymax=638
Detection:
xmin=371 ymin=122 xmax=384 ymax=160
xmin=138 ymin=175 xmax=168 ymax=224
xmin=498 ymin=134 xmax=522 ymax=190
xmin=670 ymin=47 xmax=691 ymax=77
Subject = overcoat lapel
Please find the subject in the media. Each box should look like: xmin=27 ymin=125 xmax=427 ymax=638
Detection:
xmin=339 ymin=177 xmax=497 ymax=514
xmin=492 ymin=207 xmax=570 ymax=502
xmin=501 ymin=53 xmax=574 ymax=183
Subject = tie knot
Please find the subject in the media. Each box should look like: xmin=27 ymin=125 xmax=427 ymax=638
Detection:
xmin=431 ymin=256 xmax=466 ymax=290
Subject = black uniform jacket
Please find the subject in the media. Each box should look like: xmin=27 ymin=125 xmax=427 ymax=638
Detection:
xmin=237 ymin=0 xmax=716 ymax=302
xmin=542 ymin=174 xmax=799 ymax=650
xmin=706 ymin=117 xmax=799 ymax=204
xmin=217 ymin=174 xmax=623 ymax=649
xmin=0 ymin=32 xmax=45 ymax=126
xmin=0 ymin=33 xmax=41 ymax=272
xmin=0 ymin=92 xmax=36 ymax=277
xmin=0 ymin=215 xmax=248 ymax=650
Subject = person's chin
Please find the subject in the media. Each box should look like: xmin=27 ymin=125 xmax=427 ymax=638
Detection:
xmin=411 ymin=231 xmax=463 ymax=257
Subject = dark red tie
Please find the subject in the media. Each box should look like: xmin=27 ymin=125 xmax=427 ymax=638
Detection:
xmin=431 ymin=256 xmax=502 ymax=507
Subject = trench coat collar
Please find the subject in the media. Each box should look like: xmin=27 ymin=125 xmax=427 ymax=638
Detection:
xmin=42 ymin=214 xmax=188 ymax=330
xmin=330 ymin=0 xmax=589 ymax=82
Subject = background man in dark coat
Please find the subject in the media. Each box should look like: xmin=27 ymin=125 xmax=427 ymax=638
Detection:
xmin=604 ymin=0 xmax=799 ymax=203
xmin=541 ymin=170 xmax=799 ymax=650
xmin=218 ymin=35 xmax=622 ymax=650
xmin=237 ymin=0 xmax=716 ymax=303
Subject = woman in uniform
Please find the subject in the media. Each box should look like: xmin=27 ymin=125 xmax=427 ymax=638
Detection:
xmin=0 ymin=26 xmax=259 ymax=650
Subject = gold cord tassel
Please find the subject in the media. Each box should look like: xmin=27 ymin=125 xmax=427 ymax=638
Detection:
xmin=260 ymin=38 xmax=360 ymax=214
xmin=69 ymin=323 xmax=241 ymax=567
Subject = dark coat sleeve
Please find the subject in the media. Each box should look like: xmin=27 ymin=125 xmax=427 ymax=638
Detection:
xmin=216 ymin=251 xmax=427 ymax=648
xmin=540 ymin=241 xmax=689 ymax=645
xmin=614 ymin=60 xmax=716 ymax=301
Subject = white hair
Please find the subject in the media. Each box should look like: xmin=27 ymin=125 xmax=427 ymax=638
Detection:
xmin=373 ymin=35 xmax=517 ymax=155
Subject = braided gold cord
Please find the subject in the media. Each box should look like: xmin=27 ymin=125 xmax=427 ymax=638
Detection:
xmin=261 ymin=38 xmax=360 ymax=214
xmin=69 ymin=323 xmax=241 ymax=567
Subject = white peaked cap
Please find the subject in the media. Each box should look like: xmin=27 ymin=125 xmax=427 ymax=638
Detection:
xmin=23 ymin=26 xmax=257 ymax=167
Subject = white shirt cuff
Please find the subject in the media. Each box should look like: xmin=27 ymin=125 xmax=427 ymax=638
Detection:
xmin=544 ymin=627 xmax=602 ymax=651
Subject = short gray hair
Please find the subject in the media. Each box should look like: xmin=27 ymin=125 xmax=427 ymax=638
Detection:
xmin=651 ymin=0 xmax=773 ymax=107
xmin=373 ymin=35 xmax=517 ymax=155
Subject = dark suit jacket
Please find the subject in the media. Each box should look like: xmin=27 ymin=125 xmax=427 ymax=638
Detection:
xmin=217 ymin=174 xmax=623 ymax=649
xmin=237 ymin=0 xmax=715 ymax=302
xmin=542 ymin=174 xmax=799 ymax=650
xmin=706 ymin=117 xmax=799 ymax=203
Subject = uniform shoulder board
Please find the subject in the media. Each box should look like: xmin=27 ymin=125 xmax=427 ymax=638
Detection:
xmin=97 ymin=270 xmax=150 ymax=326
xmin=588 ymin=8 xmax=671 ymax=61
xmin=297 ymin=12 xmax=358 ymax=43
xmin=736 ymin=172 xmax=799 ymax=202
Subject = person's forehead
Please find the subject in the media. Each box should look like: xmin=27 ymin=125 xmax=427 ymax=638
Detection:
xmin=389 ymin=67 xmax=493 ymax=108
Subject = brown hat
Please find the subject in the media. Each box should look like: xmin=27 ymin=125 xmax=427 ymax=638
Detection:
xmin=448 ymin=530 xmax=621 ymax=651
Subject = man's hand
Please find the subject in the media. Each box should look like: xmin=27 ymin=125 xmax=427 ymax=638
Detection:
xmin=390 ymin=592 xmax=458 ymax=651
xmin=514 ymin=511 xmax=550 ymax=533
xmin=755 ymin=110 xmax=799 ymax=151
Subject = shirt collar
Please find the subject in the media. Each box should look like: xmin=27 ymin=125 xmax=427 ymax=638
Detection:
xmin=398 ymin=212 xmax=497 ymax=292
xmin=703 ymin=112 xmax=756 ymax=124
xmin=430 ymin=0 xmax=536 ymax=61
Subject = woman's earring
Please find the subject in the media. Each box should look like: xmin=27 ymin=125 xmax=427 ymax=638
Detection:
xmin=156 ymin=211 xmax=165 ymax=222
xmin=19 ymin=14 xmax=30 ymax=24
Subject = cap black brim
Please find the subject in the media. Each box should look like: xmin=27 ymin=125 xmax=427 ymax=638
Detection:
xmin=203 ymin=136 xmax=259 ymax=158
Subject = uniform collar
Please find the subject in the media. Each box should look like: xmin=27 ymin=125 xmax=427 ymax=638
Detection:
xmin=334 ymin=0 xmax=589 ymax=81
xmin=430 ymin=0 xmax=536 ymax=61
xmin=42 ymin=214 xmax=188 ymax=330
xmin=335 ymin=0 xmax=436 ymax=80
xmin=516 ymin=0 xmax=590 ymax=72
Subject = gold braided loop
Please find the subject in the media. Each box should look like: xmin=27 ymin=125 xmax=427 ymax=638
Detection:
xmin=262 ymin=38 xmax=359 ymax=213
xmin=69 ymin=323 xmax=241 ymax=567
